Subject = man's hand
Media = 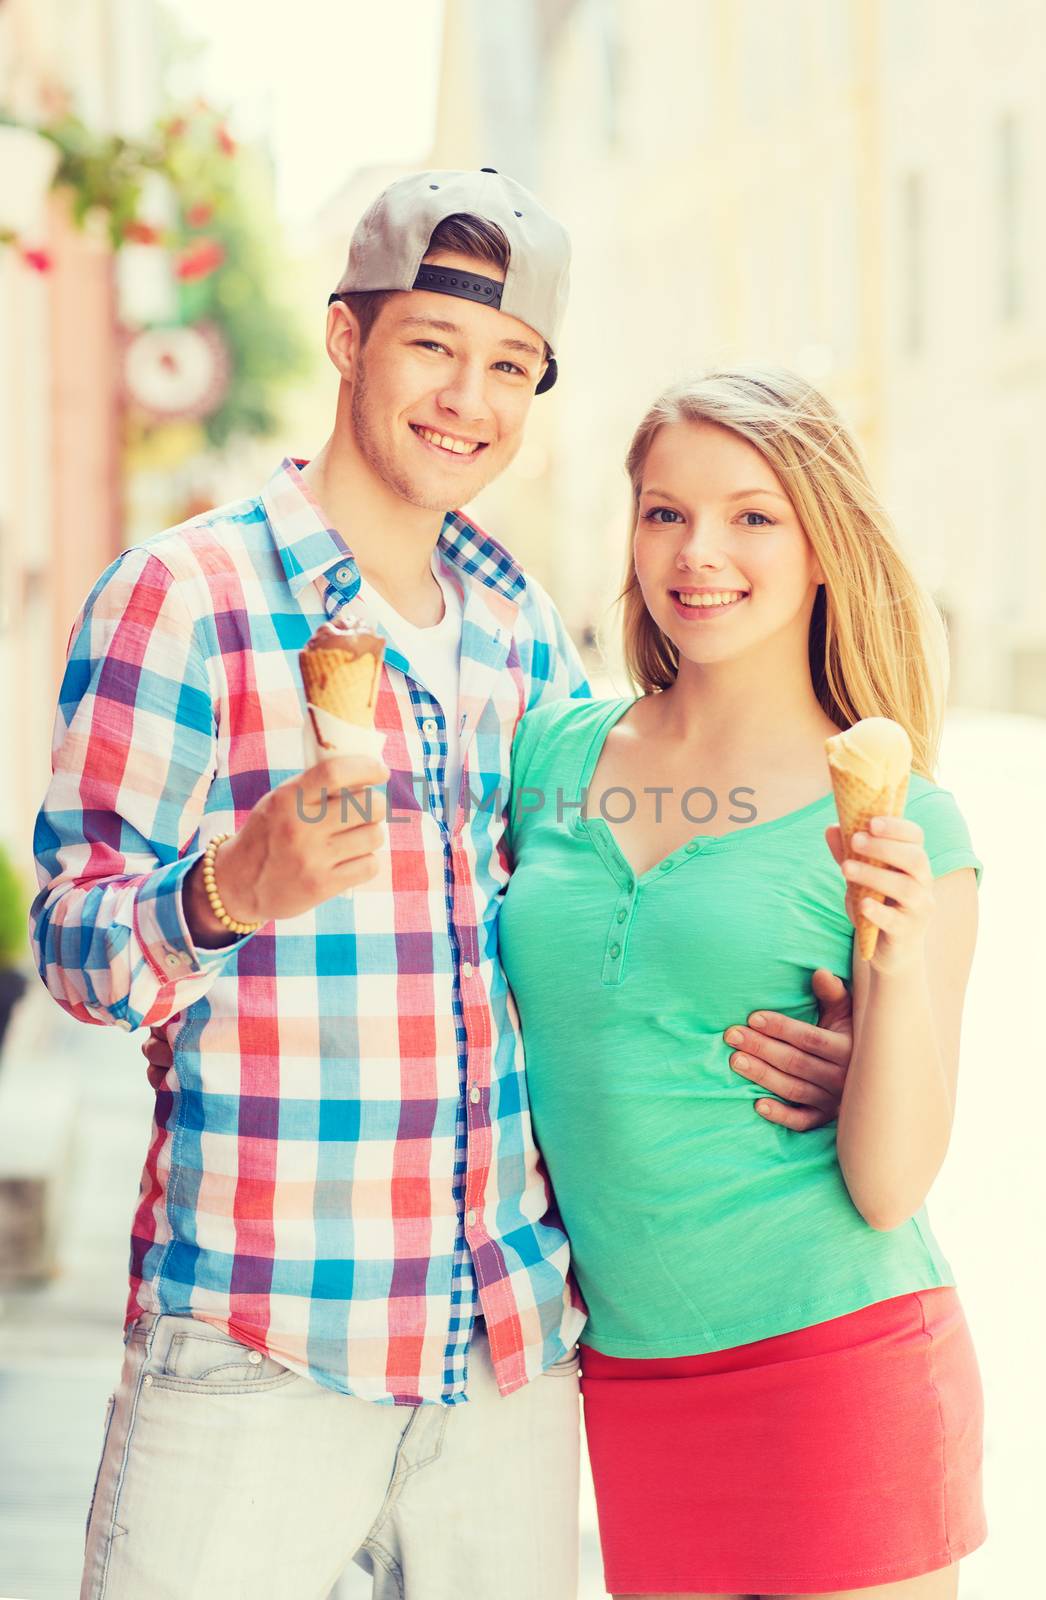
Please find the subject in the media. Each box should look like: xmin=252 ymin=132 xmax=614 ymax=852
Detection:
xmin=185 ymin=755 xmax=389 ymax=947
xmin=724 ymin=968 xmax=853 ymax=1131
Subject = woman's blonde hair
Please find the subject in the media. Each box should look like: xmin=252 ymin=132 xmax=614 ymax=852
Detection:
xmin=620 ymin=366 xmax=949 ymax=779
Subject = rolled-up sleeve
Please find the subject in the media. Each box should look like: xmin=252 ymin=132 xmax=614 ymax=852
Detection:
xmin=29 ymin=546 xmax=256 ymax=1033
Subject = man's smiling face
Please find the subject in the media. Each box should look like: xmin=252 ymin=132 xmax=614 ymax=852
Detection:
xmin=346 ymin=250 xmax=547 ymax=511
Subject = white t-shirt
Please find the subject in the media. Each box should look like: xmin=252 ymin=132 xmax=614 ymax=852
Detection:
xmin=357 ymin=552 xmax=465 ymax=806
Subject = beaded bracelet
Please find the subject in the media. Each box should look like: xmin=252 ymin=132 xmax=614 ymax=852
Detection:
xmin=201 ymin=833 xmax=262 ymax=935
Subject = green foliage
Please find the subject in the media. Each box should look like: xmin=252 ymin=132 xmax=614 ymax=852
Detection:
xmin=165 ymin=119 xmax=312 ymax=445
xmin=0 ymin=104 xmax=312 ymax=448
xmin=0 ymin=843 xmax=29 ymax=971
xmin=34 ymin=113 xmax=162 ymax=248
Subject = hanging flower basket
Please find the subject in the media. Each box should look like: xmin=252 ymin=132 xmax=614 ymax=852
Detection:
xmin=0 ymin=102 xmax=310 ymax=446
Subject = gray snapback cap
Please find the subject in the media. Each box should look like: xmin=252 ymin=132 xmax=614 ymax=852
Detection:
xmin=330 ymin=168 xmax=570 ymax=394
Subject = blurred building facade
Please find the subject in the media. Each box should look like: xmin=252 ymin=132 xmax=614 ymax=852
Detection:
xmin=874 ymin=0 xmax=1046 ymax=713
xmin=429 ymin=0 xmax=1046 ymax=711
xmin=3 ymin=0 xmax=1043 ymax=891
xmin=0 ymin=0 xmax=161 ymax=872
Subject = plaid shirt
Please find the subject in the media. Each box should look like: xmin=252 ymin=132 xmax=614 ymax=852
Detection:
xmin=30 ymin=459 xmax=590 ymax=1405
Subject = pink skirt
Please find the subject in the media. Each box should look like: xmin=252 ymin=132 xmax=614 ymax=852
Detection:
xmin=580 ymin=1288 xmax=986 ymax=1594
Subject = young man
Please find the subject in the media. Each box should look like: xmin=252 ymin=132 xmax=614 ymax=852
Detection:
xmin=30 ymin=169 xmax=854 ymax=1600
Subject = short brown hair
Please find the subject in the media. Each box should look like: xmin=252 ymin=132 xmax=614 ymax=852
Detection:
xmin=336 ymin=213 xmax=512 ymax=343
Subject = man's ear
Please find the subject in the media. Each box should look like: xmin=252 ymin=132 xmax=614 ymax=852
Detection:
xmin=326 ymin=301 xmax=362 ymax=383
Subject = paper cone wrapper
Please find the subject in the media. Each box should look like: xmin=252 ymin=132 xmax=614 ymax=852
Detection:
xmin=303 ymin=705 xmax=386 ymax=770
xmin=828 ymin=766 xmax=910 ymax=960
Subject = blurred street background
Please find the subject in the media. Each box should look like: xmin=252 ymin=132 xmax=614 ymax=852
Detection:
xmin=1 ymin=0 xmax=1044 ymax=1595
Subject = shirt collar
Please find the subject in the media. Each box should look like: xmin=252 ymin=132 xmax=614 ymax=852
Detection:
xmin=260 ymin=457 xmax=527 ymax=605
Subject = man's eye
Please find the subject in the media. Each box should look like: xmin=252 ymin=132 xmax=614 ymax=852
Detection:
xmin=494 ymin=361 xmax=527 ymax=376
xmin=415 ymin=340 xmax=451 ymax=355
xmin=642 ymin=507 xmax=684 ymax=524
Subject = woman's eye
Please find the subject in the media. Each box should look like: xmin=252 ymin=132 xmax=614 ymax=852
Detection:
xmin=643 ymin=507 xmax=684 ymax=524
xmin=738 ymin=511 xmax=774 ymax=527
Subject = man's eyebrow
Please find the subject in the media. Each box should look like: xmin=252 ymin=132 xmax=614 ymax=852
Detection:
xmin=498 ymin=337 xmax=542 ymax=359
xmin=398 ymin=316 xmax=462 ymax=335
xmin=398 ymin=315 xmax=541 ymax=361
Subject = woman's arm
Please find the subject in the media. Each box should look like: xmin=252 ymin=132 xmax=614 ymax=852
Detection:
xmin=828 ymin=816 xmax=978 ymax=1230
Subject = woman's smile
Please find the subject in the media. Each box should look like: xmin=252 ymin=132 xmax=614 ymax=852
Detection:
xmin=669 ymin=586 xmax=750 ymax=621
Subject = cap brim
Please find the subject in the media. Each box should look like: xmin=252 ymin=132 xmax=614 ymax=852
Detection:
xmin=535 ymin=356 xmax=558 ymax=395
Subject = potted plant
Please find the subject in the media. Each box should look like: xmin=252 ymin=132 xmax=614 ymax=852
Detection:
xmin=0 ymin=843 xmax=29 ymax=1058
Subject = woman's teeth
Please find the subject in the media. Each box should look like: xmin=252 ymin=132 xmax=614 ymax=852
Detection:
xmin=674 ymin=591 xmax=747 ymax=608
xmin=411 ymin=425 xmax=481 ymax=456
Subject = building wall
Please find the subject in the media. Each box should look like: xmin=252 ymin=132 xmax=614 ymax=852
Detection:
xmin=0 ymin=138 xmax=55 ymax=860
xmin=0 ymin=196 xmax=121 ymax=871
xmin=876 ymin=0 xmax=1046 ymax=711
xmin=534 ymin=0 xmax=885 ymax=678
xmin=0 ymin=0 xmax=149 ymax=878
xmin=427 ymin=0 xmax=1046 ymax=712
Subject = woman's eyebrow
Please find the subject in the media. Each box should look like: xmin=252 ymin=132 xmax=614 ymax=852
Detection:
xmin=639 ymin=486 xmax=789 ymax=502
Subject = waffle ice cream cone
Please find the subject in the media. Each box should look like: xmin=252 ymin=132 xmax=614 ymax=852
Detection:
xmin=300 ymin=617 xmax=386 ymax=767
xmin=825 ymin=718 xmax=912 ymax=961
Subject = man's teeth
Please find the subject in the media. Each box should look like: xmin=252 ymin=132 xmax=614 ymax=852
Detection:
xmin=413 ymin=426 xmax=481 ymax=456
xmin=675 ymin=591 xmax=747 ymax=608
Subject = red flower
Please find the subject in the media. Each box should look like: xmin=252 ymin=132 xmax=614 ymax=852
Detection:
xmin=164 ymin=117 xmax=188 ymax=142
xmin=186 ymin=202 xmax=214 ymax=228
xmin=21 ymin=247 xmax=53 ymax=273
xmin=216 ymin=125 xmax=236 ymax=157
xmin=123 ymin=220 xmax=161 ymax=245
xmin=174 ymin=238 xmax=225 ymax=282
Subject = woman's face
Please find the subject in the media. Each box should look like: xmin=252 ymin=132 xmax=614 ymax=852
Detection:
xmin=633 ymin=419 xmax=824 ymax=671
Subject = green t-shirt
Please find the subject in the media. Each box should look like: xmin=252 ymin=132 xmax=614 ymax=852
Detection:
xmin=500 ymin=697 xmax=983 ymax=1357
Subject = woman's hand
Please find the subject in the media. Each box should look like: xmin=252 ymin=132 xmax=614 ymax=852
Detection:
xmin=826 ymin=816 xmax=935 ymax=977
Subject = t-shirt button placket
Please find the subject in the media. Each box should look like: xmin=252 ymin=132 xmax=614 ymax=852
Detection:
xmin=602 ymin=891 xmax=632 ymax=983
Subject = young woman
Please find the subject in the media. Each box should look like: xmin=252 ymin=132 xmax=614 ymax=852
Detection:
xmin=500 ymin=369 xmax=986 ymax=1599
